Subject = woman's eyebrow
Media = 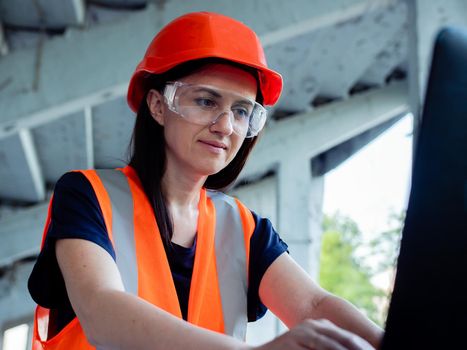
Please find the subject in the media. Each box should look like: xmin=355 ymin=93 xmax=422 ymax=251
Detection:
xmin=234 ymin=99 xmax=254 ymax=107
xmin=193 ymin=87 xmax=222 ymax=98
xmin=193 ymin=87 xmax=254 ymax=106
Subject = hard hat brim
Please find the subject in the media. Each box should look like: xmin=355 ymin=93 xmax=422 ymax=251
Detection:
xmin=127 ymin=54 xmax=282 ymax=113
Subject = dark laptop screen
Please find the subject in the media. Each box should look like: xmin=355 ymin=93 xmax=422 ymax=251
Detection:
xmin=381 ymin=26 xmax=467 ymax=349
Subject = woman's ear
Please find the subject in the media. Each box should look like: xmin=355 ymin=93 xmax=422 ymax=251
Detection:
xmin=146 ymin=89 xmax=165 ymax=126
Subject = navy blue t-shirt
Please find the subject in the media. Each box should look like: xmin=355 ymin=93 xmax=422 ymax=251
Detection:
xmin=28 ymin=172 xmax=288 ymax=332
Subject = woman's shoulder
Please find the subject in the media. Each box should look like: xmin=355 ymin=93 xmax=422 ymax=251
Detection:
xmin=54 ymin=170 xmax=114 ymax=204
xmin=51 ymin=171 xmax=102 ymax=225
xmin=49 ymin=170 xmax=115 ymax=256
xmin=54 ymin=170 xmax=92 ymax=192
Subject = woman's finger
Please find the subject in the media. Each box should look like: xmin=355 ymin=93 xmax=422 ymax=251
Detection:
xmin=305 ymin=319 xmax=375 ymax=350
xmin=299 ymin=331 xmax=348 ymax=350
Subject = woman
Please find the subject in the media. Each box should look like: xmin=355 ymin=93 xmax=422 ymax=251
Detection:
xmin=28 ymin=11 xmax=383 ymax=350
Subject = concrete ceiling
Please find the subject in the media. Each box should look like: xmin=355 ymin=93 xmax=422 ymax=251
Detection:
xmin=0 ymin=0 xmax=409 ymax=203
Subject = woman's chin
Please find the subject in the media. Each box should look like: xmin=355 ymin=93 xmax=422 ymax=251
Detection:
xmin=195 ymin=162 xmax=229 ymax=178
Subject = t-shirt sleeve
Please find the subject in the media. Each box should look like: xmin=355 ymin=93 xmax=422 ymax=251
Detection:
xmin=28 ymin=171 xmax=115 ymax=309
xmin=247 ymin=211 xmax=289 ymax=322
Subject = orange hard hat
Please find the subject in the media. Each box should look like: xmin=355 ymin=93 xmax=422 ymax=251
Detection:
xmin=127 ymin=11 xmax=283 ymax=112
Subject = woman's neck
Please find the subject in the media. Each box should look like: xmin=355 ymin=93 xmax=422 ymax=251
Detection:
xmin=161 ymin=165 xmax=206 ymax=247
xmin=161 ymin=165 xmax=206 ymax=210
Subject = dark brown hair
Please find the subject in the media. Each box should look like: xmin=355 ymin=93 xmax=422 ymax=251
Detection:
xmin=128 ymin=58 xmax=263 ymax=247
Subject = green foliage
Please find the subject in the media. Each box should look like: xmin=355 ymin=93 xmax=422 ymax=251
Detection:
xmin=367 ymin=211 xmax=405 ymax=274
xmin=319 ymin=212 xmax=403 ymax=325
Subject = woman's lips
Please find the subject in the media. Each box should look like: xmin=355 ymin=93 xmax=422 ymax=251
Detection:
xmin=199 ymin=140 xmax=228 ymax=153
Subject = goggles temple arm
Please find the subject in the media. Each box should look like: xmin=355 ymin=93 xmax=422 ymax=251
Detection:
xmin=163 ymin=83 xmax=177 ymax=105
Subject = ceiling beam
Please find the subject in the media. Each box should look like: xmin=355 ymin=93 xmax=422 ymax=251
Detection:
xmin=21 ymin=129 xmax=45 ymax=200
xmin=261 ymin=0 xmax=398 ymax=47
xmin=0 ymin=21 xmax=8 ymax=55
xmin=92 ymin=96 xmax=134 ymax=168
xmin=270 ymin=0 xmax=407 ymax=111
xmin=0 ymin=0 xmax=401 ymax=140
xmin=0 ymin=202 xmax=48 ymax=267
xmin=0 ymin=0 xmax=85 ymax=29
xmin=311 ymin=113 xmax=405 ymax=177
xmin=0 ymin=129 xmax=45 ymax=202
xmin=84 ymin=106 xmax=94 ymax=169
xmin=32 ymin=110 xmax=94 ymax=183
xmin=240 ymin=81 xmax=409 ymax=181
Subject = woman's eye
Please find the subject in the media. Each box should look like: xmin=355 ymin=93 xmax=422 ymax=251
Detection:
xmin=195 ymin=98 xmax=216 ymax=108
xmin=233 ymin=107 xmax=250 ymax=119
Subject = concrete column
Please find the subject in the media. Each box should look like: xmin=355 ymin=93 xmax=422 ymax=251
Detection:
xmin=308 ymin=175 xmax=325 ymax=280
xmin=275 ymin=155 xmax=324 ymax=338
xmin=232 ymin=156 xmax=325 ymax=343
xmin=277 ymin=153 xmax=324 ymax=280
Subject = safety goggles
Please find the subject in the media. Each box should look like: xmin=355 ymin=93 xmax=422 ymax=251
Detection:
xmin=163 ymin=81 xmax=267 ymax=138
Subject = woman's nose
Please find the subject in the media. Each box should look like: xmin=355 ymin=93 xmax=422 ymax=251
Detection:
xmin=210 ymin=110 xmax=234 ymax=135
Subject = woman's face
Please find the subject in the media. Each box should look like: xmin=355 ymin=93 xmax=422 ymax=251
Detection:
xmin=147 ymin=63 xmax=258 ymax=179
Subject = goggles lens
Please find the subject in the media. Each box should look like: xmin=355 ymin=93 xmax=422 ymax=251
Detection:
xmin=163 ymin=82 xmax=267 ymax=138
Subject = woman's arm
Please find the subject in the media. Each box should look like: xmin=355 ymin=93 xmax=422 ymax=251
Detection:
xmin=258 ymin=252 xmax=384 ymax=349
xmin=56 ymin=238 xmax=248 ymax=350
xmin=57 ymin=238 xmax=374 ymax=350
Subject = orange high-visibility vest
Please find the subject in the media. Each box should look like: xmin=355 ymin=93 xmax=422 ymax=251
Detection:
xmin=32 ymin=166 xmax=255 ymax=349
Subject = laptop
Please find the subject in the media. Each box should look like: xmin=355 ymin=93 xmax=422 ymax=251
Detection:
xmin=380 ymin=26 xmax=467 ymax=349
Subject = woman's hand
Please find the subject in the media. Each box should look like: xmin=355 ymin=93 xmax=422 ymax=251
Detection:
xmin=259 ymin=253 xmax=383 ymax=348
xmin=253 ymin=319 xmax=376 ymax=350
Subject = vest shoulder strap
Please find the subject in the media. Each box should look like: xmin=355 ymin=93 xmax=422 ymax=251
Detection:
xmin=207 ymin=190 xmax=255 ymax=340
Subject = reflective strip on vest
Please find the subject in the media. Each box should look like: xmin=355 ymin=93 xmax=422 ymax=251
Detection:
xmin=97 ymin=170 xmax=248 ymax=339
xmin=96 ymin=169 xmax=138 ymax=295
xmin=208 ymin=190 xmax=248 ymax=340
